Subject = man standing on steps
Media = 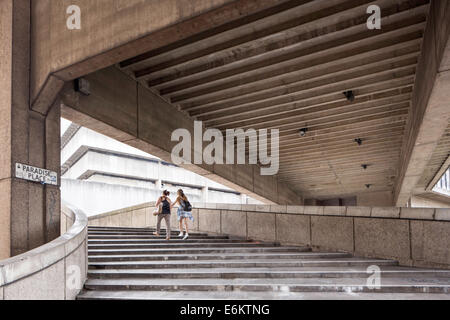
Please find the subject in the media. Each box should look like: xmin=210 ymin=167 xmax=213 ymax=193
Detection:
xmin=153 ymin=190 xmax=172 ymax=241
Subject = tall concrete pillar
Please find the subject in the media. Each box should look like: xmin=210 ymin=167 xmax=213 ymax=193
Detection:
xmin=202 ymin=186 xmax=209 ymax=203
xmin=241 ymin=194 xmax=247 ymax=205
xmin=0 ymin=0 xmax=61 ymax=259
xmin=156 ymin=161 xmax=162 ymax=190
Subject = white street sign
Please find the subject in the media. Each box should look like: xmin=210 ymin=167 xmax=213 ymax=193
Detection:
xmin=15 ymin=163 xmax=58 ymax=186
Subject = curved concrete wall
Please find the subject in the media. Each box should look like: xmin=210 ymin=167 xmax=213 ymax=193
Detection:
xmin=90 ymin=203 xmax=450 ymax=270
xmin=0 ymin=203 xmax=88 ymax=300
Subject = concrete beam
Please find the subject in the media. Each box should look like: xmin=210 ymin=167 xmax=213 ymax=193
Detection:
xmin=395 ymin=0 xmax=450 ymax=206
xmin=30 ymin=0 xmax=295 ymax=113
xmin=61 ymin=67 xmax=303 ymax=205
xmin=142 ymin=1 xmax=428 ymax=87
xmin=29 ymin=0 xmax=432 ymax=200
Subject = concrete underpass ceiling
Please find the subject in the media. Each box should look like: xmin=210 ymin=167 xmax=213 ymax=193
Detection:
xmin=116 ymin=0 xmax=432 ymax=200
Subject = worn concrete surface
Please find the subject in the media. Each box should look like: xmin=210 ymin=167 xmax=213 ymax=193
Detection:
xmin=221 ymin=210 xmax=247 ymax=238
xmin=77 ymin=290 xmax=450 ymax=300
xmin=354 ymin=218 xmax=410 ymax=260
xmin=65 ymin=240 xmax=88 ymax=300
xmin=400 ymin=208 xmax=435 ymax=220
xmin=311 ymin=216 xmax=354 ymax=253
xmin=198 ymin=210 xmax=221 ymax=234
xmin=411 ymin=220 xmax=450 ymax=266
xmin=79 ymin=226 xmax=450 ymax=300
xmin=276 ymin=214 xmax=310 ymax=246
xmin=247 ymin=212 xmax=276 ymax=241
xmin=1 ymin=0 xmax=61 ymax=258
xmin=371 ymin=207 xmax=401 ymax=218
xmin=3 ymin=260 xmax=65 ymax=300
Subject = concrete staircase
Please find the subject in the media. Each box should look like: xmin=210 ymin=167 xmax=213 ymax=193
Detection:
xmin=77 ymin=226 xmax=450 ymax=300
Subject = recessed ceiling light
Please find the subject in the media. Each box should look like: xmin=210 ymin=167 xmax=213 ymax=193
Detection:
xmin=298 ymin=128 xmax=308 ymax=137
xmin=74 ymin=78 xmax=90 ymax=96
xmin=343 ymin=90 xmax=355 ymax=102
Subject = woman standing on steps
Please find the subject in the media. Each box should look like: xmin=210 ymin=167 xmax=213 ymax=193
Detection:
xmin=171 ymin=189 xmax=194 ymax=240
xmin=154 ymin=190 xmax=172 ymax=241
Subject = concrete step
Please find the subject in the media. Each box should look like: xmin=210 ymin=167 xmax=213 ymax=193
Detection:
xmin=89 ymin=226 xmax=170 ymax=231
xmin=80 ymin=226 xmax=450 ymax=300
xmin=88 ymin=235 xmax=230 ymax=240
xmin=80 ymin=227 xmax=450 ymax=300
xmin=88 ymin=246 xmax=311 ymax=256
xmin=88 ymin=258 xmax=398 ymax=270
xmin=83 ymin=277 xmax=450 ymax=294
xmin=88 ymin=226 xmax=205 ymax=231
xmin=88 ymin=242 xmax=280 ymax=250
xmin=88 ymin=227 xmax=207 ymax=234
xmin=88 ymin=252 xmax=352 ymax=262
xmin=87 ymin=266 xmax=450 ymax=280
xmin=76 ymin=290 xmax=450 ymax=300
xmin=87 ymin=239 xmax=249 ymax=245
xmin=88 ymin=231 xmax=209 ymax=236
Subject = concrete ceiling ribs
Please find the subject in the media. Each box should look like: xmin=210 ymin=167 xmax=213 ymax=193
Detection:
xmin=117 ymin=0 xmax=433 ymax=201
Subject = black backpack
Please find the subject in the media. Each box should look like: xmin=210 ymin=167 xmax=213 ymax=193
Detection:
xmin=182 ymin=199 xmax=192 ymax=212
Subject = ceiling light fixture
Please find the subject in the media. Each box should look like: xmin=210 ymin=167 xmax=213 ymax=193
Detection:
xmin=343 ymin=90 xmax=355 ymax=102
xmin=74 ymin=78 xmax=90 ymax=96
xmin=298 ymin=128 xmax=308 ymax=137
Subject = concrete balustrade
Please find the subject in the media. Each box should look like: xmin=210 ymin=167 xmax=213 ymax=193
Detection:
xmin=61 ymin=205 xmax=76 ymax=234
xmin=0 ymin=203 xmax=88 ymax=300
xmin=90 ymin=203 xmax=450 ymax=270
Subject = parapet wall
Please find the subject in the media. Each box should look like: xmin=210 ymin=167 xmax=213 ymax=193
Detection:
xmin=0 ymin=203 xmax=88 ymax=300
xmin=89 ymin=203 xmax=450 ymax=270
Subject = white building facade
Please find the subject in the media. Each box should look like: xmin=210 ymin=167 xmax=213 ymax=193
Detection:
xmin=61 ymin=119 xmax=260 ymax=216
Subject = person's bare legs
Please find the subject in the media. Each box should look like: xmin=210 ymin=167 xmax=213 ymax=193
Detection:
xmin=184 ymin=219 xmax=189 ymax=234
xmin=183 ymin=219 xmax=190 ymax=240
xmin=178 ymin=218 xmax=184 ymax=237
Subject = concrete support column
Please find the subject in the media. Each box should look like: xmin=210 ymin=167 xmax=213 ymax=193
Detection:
xmin=241 ymin=194 xmax=247 ymax=205
xmin=156 ymin=161 xmax=162 ymax=190
xmin=202 ymin=187 xmax=209 ymax=203
xmin=0 ymin=0 xmax=61 ymax=259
